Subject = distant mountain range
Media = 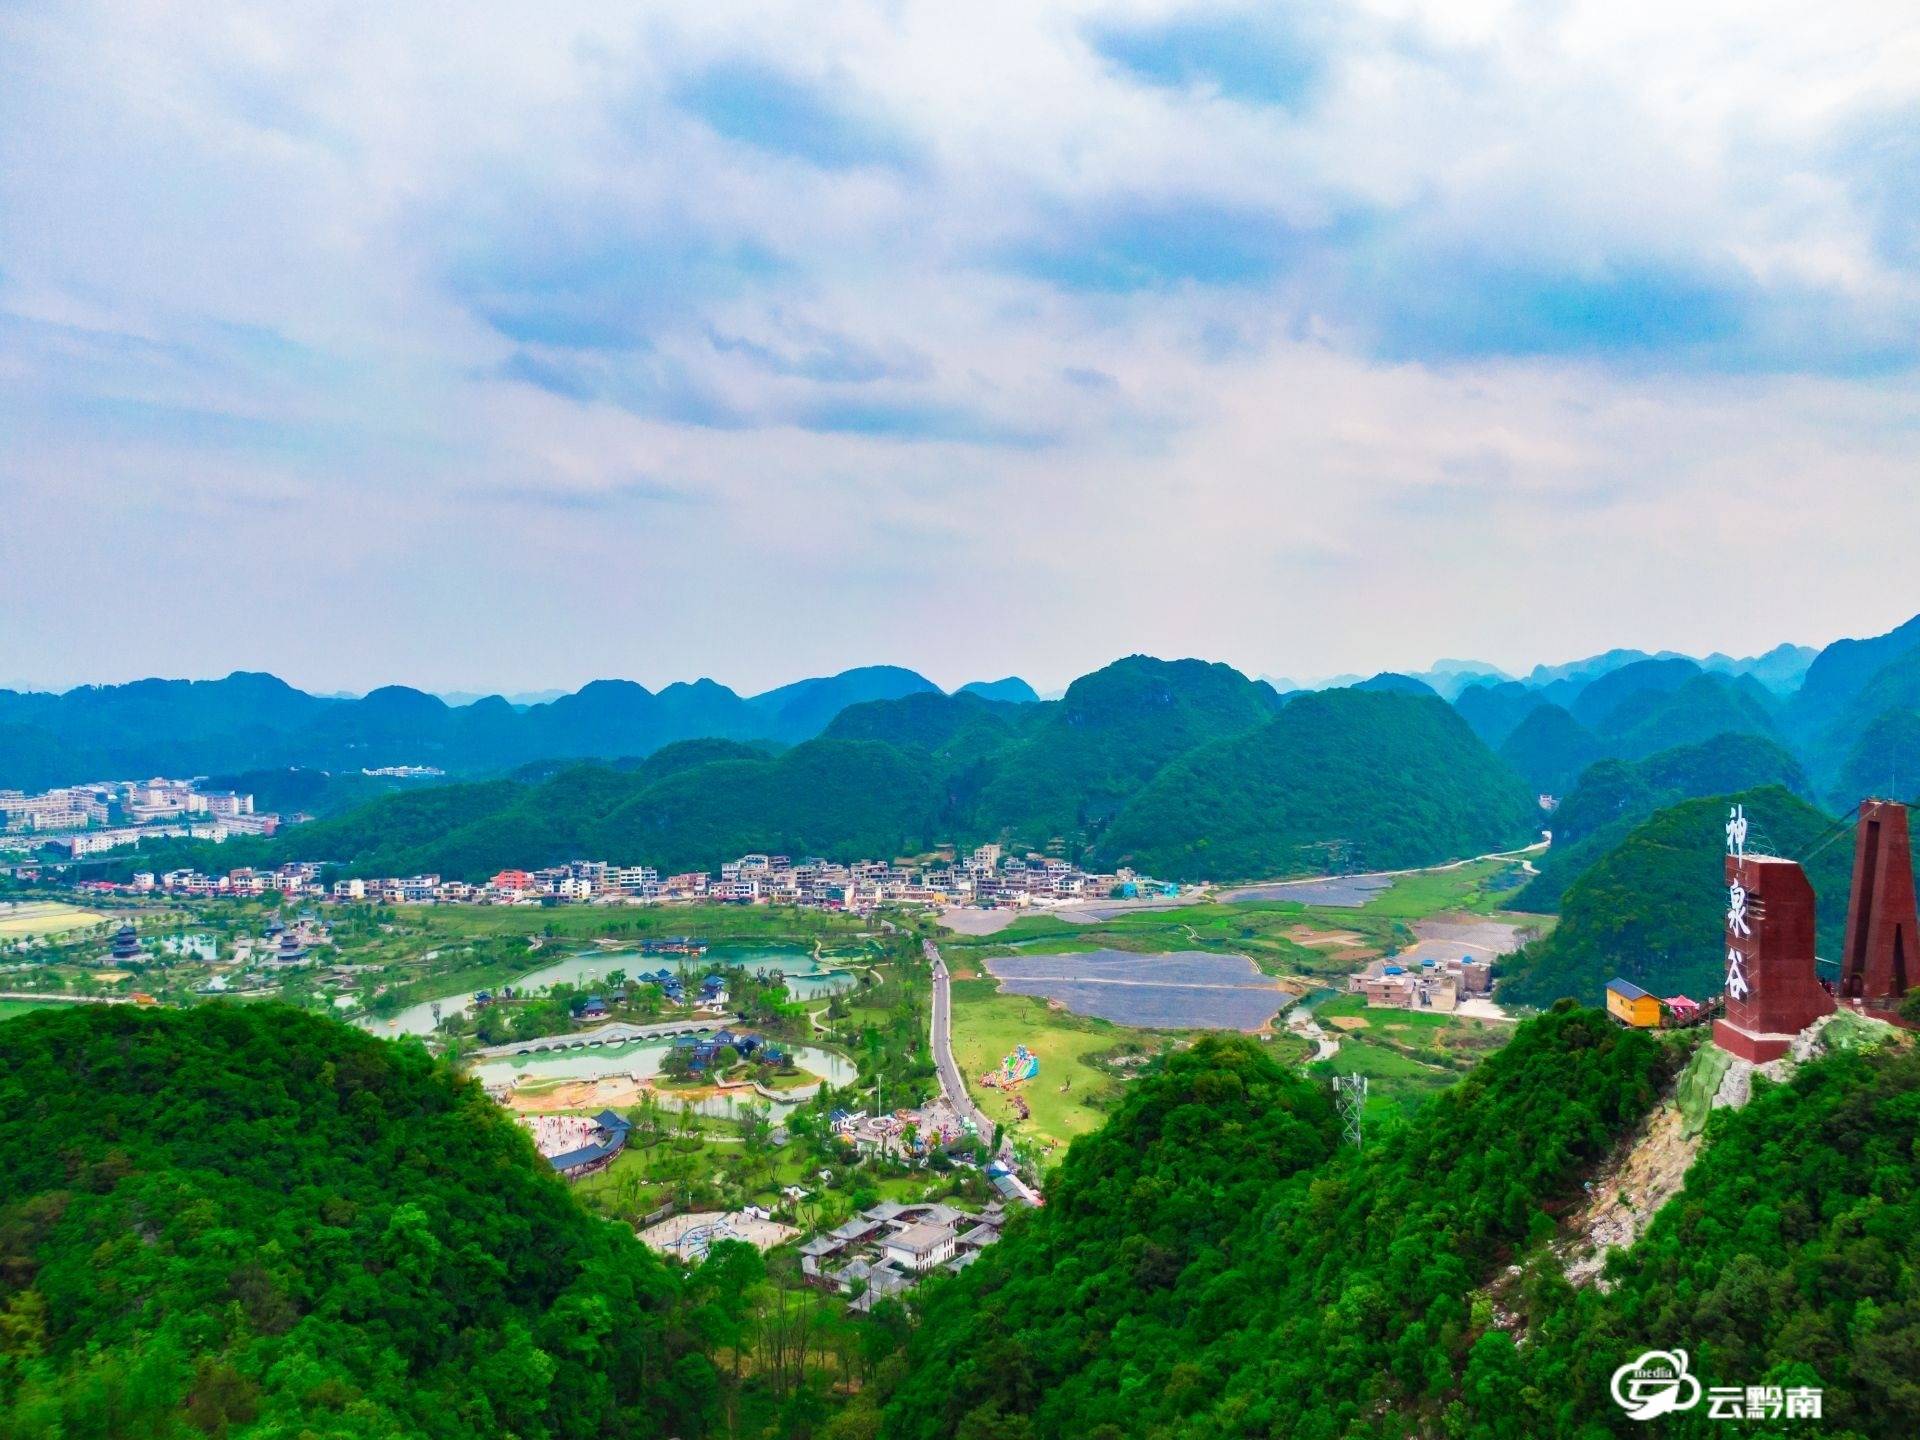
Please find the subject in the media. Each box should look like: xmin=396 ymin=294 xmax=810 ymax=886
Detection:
xmin=19 ymin=611 xmax=1920 ymax=891
xmin=100 ymin=658 xmax=1537 ymax=882
xmin=0 ymin=665 xmax=1038 ymax=792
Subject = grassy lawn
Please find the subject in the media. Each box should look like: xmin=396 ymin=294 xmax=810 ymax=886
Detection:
xmin=948 ymin=980 xmax=1162 ymax=1161
xmin=1311 ymin=990 xmax=1514 ymax=1125
xmin=0 ymin=901 xmax=107 ymax=938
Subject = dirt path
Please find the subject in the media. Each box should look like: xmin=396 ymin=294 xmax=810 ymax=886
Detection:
xmin=1285 ymin=1004 xmax=1339 ymax=1062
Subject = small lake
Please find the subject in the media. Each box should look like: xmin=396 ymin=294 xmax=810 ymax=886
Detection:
xmin=159 ymin=933 xmax=218 ymax=960
xmin=1223 ymin=875 xmax=1393 ymax=907
xmin=360 ymin=943 xmax=859 ymax=1037
xmin=468 ymin=1040 xmax=859 ymax=1115
xmin=984 ymin=949 xmax=1290 ymax=1030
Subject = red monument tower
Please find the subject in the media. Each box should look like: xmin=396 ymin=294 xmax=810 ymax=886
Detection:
xmin=1839 ymin=799 xmax=1918 ymax=1013
xmin=1712 ymin=804 xmax=1834 ymax=1063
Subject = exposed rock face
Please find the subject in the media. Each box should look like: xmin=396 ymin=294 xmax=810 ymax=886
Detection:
xmin=1562 ymin=1013 xmax=1909 ymax=1288
xmin=1561 ymin=1100 xmax=1700 ymax=1289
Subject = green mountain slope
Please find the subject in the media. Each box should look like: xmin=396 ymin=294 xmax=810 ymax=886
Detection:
xmin=1516 ymin=732 xmax=1813 ymax=913
xmin=1498 ymin=786 xmax=1855 ymax=1009
xmin=821 ymin=690 xmax=1021 ymax=760
xmin=1515 ymin=1038 xmax=1920 ymax=1436
xmin=1453 ymin=679 xmax=1549 ymax=748
xmin=1830 ymin=708 xmax=1920 ymax=812
xmin=589 ymin=739 xmax=946 ymax=873
xmin=1570 ymin=656 xmax=1702 ymax=731
xmin=1095 ymin=689 xmax=1540 ymax=881
xmin=1787 ymin=610 xmax=1920 ymax=738
xmin=881 ymin=1008 xmax=1669 ymax=1440
xmin=746 ymin=665 xmax=941 ymax=742
xmin=1812 ymin=645 xmax=1920 ymax=788
xmin=1497 ymin=702 xmax=1606 ymax=796
xmin=1593 ymin=672 xmax=1779 ymax=760
xmin=0 ymin=1005 xmax=710 ymax=1438
xmin=1354 ymin=671 xmax=1441 ymax=698
xmin=966 ymin=656 xmax=1280 ymax=851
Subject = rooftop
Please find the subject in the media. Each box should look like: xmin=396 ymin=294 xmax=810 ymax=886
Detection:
xmin=886 ymin=1221 xmax=954 ymax=1255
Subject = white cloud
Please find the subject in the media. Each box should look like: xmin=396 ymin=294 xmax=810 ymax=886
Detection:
xmin=1 ymin=0 xmax=1917 ymax=692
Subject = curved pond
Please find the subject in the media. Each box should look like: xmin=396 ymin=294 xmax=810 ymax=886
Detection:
xmin=361 ymin=943 xmax=861 ymax=1037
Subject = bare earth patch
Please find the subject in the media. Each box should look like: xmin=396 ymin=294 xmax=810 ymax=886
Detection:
xmin=1559 ymin=1101 xmax=1700 ymax=1288
xmin=1326 ymin=1015 xmax=1371 ymax=1031
xmin=1285 ymin=925 xmax=1371 ymax=950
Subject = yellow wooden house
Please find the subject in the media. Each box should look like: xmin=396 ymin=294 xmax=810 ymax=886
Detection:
xmin=1605 ymin=977 xmax=1662 ymax=1028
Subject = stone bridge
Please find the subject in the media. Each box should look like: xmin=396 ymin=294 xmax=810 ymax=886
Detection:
xmin=474 ymin=1013 xmax=740 ymax=1059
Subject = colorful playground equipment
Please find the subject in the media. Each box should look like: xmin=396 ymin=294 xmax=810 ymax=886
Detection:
xmin=981 ymin=1044 xmax=1039 ymax=1116
xmin=980 ymin=1042 xmax=1039 ymax=1090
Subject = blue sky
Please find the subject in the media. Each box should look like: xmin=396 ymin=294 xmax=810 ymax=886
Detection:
xmin=2 ymin=1 xmax=1918 ymax=694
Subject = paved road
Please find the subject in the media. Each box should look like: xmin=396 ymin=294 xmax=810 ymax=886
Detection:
xmin=925 ymin=937 xmax=1046 ymax=1204
xmin=925 ymin=938 xmax=983 ymax=1131
xmin=1216 ymin=837 xmax=1550 ymax=902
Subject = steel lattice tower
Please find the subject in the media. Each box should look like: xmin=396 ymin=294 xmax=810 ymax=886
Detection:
xmin=1332 ymin=1073 xmax=1367 ymax=1150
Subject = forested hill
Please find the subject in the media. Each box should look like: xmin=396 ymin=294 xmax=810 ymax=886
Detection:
xmin=877 ymin=1008 xmax=1671 ymax=1440
xmin=1513 ymin=731 xmax=1813 ymax=913
xmin=1443 ymin=610 xmax=1920 ymax=819
xmin=135 ymin=666 xmax=1540 ymax=883
xmin=0 ymin=1005 xmax=715 ymax=1439
xmin=1496 ymin=786 xmax=1864 ymax=1009
xmin=1510 ymin=1037 xmax=1920 ymax=1436
xmin=1093 ymin=689 xmax=1540 ymax=879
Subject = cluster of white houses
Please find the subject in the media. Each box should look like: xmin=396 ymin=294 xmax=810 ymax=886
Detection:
xmin=3 ymin=777 xmax=281 ymax=857
xmin=798 ymin=1199 xmax=1008 ymax=1310
xmin=128 ymin=844 xmax=1162 ymax=915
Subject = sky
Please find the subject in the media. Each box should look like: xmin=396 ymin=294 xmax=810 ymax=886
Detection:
xmin=3 ymin=1 xmax=1919 ymax=697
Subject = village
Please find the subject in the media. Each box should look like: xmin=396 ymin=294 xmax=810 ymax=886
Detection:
xmin=46 ymin=841 xmax=1185 ymax=920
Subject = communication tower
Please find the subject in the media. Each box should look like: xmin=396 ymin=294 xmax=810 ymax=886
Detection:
xmin=1332 ymin=1073 xmax=1367 ymax=1150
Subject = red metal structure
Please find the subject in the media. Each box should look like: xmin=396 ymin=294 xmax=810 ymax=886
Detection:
xmin=1712 ymin=852 xmax=1834 ymax=1063
xmin=1839 ymin=799 xmax=1918 ymax=1012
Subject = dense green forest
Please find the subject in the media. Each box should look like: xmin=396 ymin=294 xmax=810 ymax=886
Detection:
xmin=1496 ymin=703 xmax=1604 ymax=796
xmin=1568 ymin=657 xmax=1706 ymax=732
xmin=1496 ymin=787 xmax=1859 ymax=1009
xmin=964 ymin=657 xmax=1282 ymax=849
xmin=1593 ymin=672 xmax=1781 ymax=762
xmin=1515 ymin=732 xmax=1813 ymax=913
xmin=1094 ymin=690 xmax=1540 ymax=879
xmin=878 ymin=1008 xmax=1670 ymax=1440
xmin=0 ymin=1005 xmax=719 ymax=1439
xmin=1510 ymin=1038 xmax=1920 ymax=1436
xmin=23 ymin=615 xmax=1920 ymax=898
xmin=126 ymin=660 xmax=1541 ymax=884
